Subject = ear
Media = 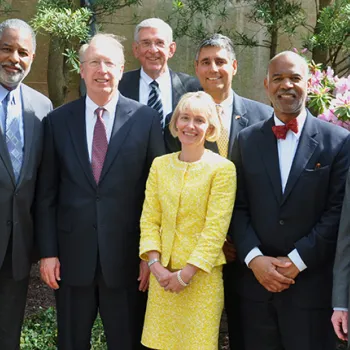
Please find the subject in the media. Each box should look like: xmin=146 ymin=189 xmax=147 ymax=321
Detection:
xmin=80 ymin=63 xmax=85 ymax=79
xmin=264 ymin=77 xmax=268 ymax=91
xmin=132 ymin=42 xmax=139 ymax=59
xmin=206 ymin=125 xmax=214 ymax=140
xmin=168 ymin=42 xmax=176 ymax=59
xmin=232 ymin=59 xmax=238 ymax=76
xmin=307 ymin=76 xmax=312 ymax=89
xmin=194 ymin=60 xmax=199 ymax=75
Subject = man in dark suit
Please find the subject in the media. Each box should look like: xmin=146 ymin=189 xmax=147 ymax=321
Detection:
xmin=232 ymin=51 xmax=350 ymax=350
xmin=165 ymin=33 xmax=272 ymax=350
xmin=331 ymin=171 xmax=350 ymax=345
xmin=119 ymin=18 xmax=200 ymax=126
xmin=35 ymin=33 xmax=164 ymax=349
xmin=0 ymin=18 xmax=52 ymax=349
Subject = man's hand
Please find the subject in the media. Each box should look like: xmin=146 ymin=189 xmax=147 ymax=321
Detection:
xmin=40 ymin=257 xmax=60 ymax=290
xmin=223 ymin=236 xmax=237 ymax=262
xmin=138 ymin=260 xmax=150 ymax=292
xmin=276 ymin=256 xmax=300 ymax=279
xmin=332 ymin=310 xmax=348 ymax=341
xmin=249 ymin=256 xmax=295 ymax=292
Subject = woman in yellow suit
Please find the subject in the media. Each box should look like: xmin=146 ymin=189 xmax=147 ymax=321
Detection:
xmin=140 ymin=91 xmax=237 ymax=350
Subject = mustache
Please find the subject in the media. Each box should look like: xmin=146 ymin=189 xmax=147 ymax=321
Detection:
xmin=1 ymin=62 xmax=23 ymax=73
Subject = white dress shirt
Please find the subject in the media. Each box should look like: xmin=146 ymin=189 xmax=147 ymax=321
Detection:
xmin=85 ymin=93 xmax=119 ymax=161
xmin=245 ymin=110 xmax=308 ymax=272
xmin=218 ymin=90 xmax=234 ymax=133
xmin=139 ymin=68 xmax=172 ymax=125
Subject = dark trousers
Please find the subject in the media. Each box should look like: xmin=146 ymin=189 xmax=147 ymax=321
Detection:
xmin=55 ymin=265 xmax=147 ymax=350
xmin=241 ymin=296 xmax=336 ymax=350
xmin=0 ymin=245 xmax=29 ymax=350
xmin=223 ymin=262 xmax=245 ymax=350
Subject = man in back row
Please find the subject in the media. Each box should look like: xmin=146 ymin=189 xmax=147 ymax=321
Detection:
xmin=119 ymin=18 xmax=201 ymax=126
xmin=165 ymin=33 xmax=272 ymax=350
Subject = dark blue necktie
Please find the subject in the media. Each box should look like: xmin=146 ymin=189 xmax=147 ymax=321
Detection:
xmin=147 ymin=80 xmax=164 ymax=127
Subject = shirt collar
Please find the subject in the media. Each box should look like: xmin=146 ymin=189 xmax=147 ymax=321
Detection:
xmin=0 ymin=84 xmax=21 ymax=104
xmin=273 ymin=109 xmax=307 ymax=139
xmin=85 ymin=92 xmax=119 ymax=116
xmin=218 ymin=89 xmax=234 ymax=110
xmin=140 ymin=67 xmax=171 ymax=87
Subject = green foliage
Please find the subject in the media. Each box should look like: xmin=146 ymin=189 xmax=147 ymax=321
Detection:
xmin=303 ymin=0 xmax=350 ymax=75
xmin=21 ymin=307 xmax=106 ymax=350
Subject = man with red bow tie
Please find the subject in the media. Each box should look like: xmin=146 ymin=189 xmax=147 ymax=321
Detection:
xmin=231 ymin=51 xmax=350 ymax=350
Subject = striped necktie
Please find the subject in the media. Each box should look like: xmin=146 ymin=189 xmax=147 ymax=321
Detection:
xmin=147 ymin=80 xmax=164 ymax=127
xmin=5 ymin=91 xmax=23 ymax=182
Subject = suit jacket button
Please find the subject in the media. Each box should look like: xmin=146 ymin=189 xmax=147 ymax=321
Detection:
xmin=279 ymin=220 xmax=285 ymax=225
xmin=96 ymin=196 xmax=100 ymax=202
xmin=6 ymin=220 xmax=12 ymax=226
xmin=93 ymin=224 xmax=97 ymax=230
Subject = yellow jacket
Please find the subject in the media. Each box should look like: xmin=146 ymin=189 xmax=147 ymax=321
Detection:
xmin=140 ymin=150 xmax=236 ymax=273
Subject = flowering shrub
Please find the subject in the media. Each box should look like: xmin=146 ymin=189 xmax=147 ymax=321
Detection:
xmin=307 ymin=62 xmax=350 ymax=130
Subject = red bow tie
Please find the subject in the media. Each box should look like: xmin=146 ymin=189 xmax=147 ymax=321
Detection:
xmin=272 ymin=118 xmax=298 ymax=140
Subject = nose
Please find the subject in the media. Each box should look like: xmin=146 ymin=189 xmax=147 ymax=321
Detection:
xmin=97 ymin=61 xmax=108 ymax=72
xmin=209 ymin=61 xmax=218 ymax=72
xmin=8 ymin=50 xmax=20 ymax=63
xmin=148 ymin=43 xmax=159 ymax=53
xmin=280 ymin=78 xmax=293 ymax=89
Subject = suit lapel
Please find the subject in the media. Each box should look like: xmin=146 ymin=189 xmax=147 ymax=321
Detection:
xmin=260 ymin=117 xmax=283 ymax=203
xmin=170 ymin=69 xmax=187 ymax=109
xmin=282 ymin=114 xmax=318 ymax=205
xmin=227 ymin=92 xmax=248 ymax=159
xmin=17 ymin=86 xmax=35 ymax=186
xmin=0 ymin=124 xmax=15 ymax=184
xmin=66 ymin=97 xmax=96 ymax=188
xmin=99 ymin=95 xmax=135 ymax=183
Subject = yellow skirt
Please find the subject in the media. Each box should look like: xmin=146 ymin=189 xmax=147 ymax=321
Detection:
xmin=141 ymin=266 xmax=224 ymax=350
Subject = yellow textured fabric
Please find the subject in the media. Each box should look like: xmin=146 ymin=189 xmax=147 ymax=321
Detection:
xmin=140 ymin=150 xmax=236 ymax=350
xmin=216 ymin=106 xmax=229 ymax=158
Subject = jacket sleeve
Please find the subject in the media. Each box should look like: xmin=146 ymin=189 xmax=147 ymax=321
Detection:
xmin=187 ymin=161 xmax=237 ymax=273
xmin=139 ymin=158 xmax=162 ymax=261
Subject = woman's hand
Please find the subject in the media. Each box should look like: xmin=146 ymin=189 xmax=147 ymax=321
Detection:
xmin=150 ymin=262 xmax=172 ymax=287
xmin=163 ymin=271 xmax=186 ymax=293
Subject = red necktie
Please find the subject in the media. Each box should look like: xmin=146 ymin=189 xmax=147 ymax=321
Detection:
xmin=272 ymin=118 xmax=298 ymax=140
xmin=92 ymin=107 xmax=108 ymax=183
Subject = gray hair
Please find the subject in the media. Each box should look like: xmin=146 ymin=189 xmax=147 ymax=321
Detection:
xmin=195 ymin=34 xmax=236 ymax=62
xmin=79 ymin=33 xmax=125 ymax=64
xmin=0 ymin=19 xmax=36 ymax=53
xmin=134 ymin=18 xmax=173 ymax=43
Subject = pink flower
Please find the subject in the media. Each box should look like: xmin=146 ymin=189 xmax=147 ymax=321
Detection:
xmin=318 ymin=109 xmax=336 ymax=122
xmin=334 ymin=77 xmax=350 ymax=95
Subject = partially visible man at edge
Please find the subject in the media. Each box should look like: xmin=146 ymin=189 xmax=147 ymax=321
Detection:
xmin=232 ymin=51 xmax=350 ymax=350
xmin=35 ymin=33 xmax=164 ymax=349
xmin=0 ymin=18 xmax=52 ymax=349
xmin=119 ymin=18 xmax=201 ymax=127
xmin=165 ymin=33 xmax=272 ymax=350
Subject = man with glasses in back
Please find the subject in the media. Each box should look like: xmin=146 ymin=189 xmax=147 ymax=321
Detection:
xmin=119 ymin=18 xmax=201 ymax=127
xmin=35 ymin=33 xmax=164 ymax=349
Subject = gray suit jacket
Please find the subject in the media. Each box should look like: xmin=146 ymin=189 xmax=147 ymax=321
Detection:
xmin=333 ymin=168 xmax=350 ymax=344
xmin=0 ymin=84 xmax=52 ymax=280
xmin=118 ymin=68 xmax=201 ymax=110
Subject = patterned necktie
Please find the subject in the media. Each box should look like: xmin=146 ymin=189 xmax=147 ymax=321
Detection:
xmin=272 ymin=118 xmax=298 ymax=139
xmin=5 ymin=91 xmax=23 ymax=182
xmin=91 ymin=107 xmax=108 ymax=184
xmin=147 ymin=80 xmax=164 ymax=127
xmin=216 ymin=105 xmax=229 ymax=158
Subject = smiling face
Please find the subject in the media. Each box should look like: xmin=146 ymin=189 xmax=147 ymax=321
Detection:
xmin=0 ymin=27 xmax=34 ymax=89
xmin=80 ymin=37 xmax=124 ymax=106
xmin=132 ymin=27 xmax=176 ymax=79
xmin=176 ymin=106 xmax=211 ymax=148
xmin=264 ymin=52 xmax=309 ymax=123
xmin=195 ymin=46 xmax=237 ymax=103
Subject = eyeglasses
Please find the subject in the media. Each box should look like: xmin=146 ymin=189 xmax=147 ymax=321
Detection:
xmin=138 ymin=40 xmax=167 ymax=49
xmin=81 ymin=60 xmax=117 ymax=69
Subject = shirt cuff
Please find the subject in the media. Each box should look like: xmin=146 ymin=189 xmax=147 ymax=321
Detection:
xmin=288 ymin=249 xmax=307 ymax=272
xmin=334 ymin=308 xmax=348 ymax=311
xmin=245 ymin=247 xmax=263 ymax=267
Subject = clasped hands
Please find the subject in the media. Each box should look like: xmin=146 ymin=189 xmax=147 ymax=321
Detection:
xmin=150 ymin=262 xmax=189 ymax=294
xmin=249 ymin=255 xmax=300 ymax=293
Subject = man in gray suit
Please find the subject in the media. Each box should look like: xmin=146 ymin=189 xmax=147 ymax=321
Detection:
xmin=0 ymin=18 xmax=52 ymax=349
xmin=332 ymin=170 xmax=350 ymax=345
xmin=119 ymin=18 xmax=200 ymax=127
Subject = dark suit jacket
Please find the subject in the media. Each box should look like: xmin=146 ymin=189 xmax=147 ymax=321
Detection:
xmin=232 ymin=112 xmax=350 ymax=308
xmin=0 ymin=84 xmax=52 ymax=281
xmin=119 ymin=68 xmax=201 ymax=110
xmin=164 ymin=91 xmax=273 ymax=156
xmin=35 ymin=94 xmax=165 ymax=288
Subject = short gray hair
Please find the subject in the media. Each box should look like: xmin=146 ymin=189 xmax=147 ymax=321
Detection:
xmin=134 ymin=18 xmax=173 ymax=43
xmin=0 ymin=19 xmax=36 ymax=53
xmin=79 ymin=33 xmax=125 ymax=64
xmin=195 ymin=34 xmax=235 ymax=62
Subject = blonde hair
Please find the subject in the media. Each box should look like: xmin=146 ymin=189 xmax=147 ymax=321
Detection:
xmin=169 ymin=91 xmax=221 ymax=142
